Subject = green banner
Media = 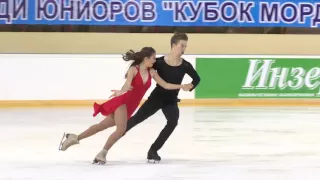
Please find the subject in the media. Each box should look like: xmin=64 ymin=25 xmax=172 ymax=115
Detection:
xmin=195 ymin=57 xmax=320 ymax=98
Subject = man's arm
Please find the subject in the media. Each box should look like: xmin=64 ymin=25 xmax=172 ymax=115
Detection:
xmin=185 ymin=61 xmax=200 ymax=91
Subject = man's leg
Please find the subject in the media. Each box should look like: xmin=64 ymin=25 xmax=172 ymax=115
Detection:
xmin=125 ymin=97 xmax=163 ymax=134
xmin=148 ymin=103 xmax=179 ymax=161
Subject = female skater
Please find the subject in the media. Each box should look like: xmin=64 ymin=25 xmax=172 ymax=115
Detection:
xmin=59 ymin=47 xmax=192 ymax=164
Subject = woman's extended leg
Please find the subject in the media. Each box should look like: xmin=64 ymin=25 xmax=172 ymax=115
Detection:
xmin=78 ymin=114 xmax=115 ymax=140
xmin=59 ymin=115 xmax=116 ymax=151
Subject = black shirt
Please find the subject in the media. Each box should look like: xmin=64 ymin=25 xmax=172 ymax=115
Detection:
xmin=149 ymin=56 xmax=201 ymax=101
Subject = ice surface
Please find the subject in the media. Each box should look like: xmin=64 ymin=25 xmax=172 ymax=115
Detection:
xmin=0 ymin=106 xmax=320 ymax=180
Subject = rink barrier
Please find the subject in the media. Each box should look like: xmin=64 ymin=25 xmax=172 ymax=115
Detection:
xmin=0 ymin=99 xmax=320 ymax=108
xmin=0 ymin=54 xmax=319 ymax=107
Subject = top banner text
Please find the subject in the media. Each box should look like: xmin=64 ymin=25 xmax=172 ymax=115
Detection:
xmin=1 ymin=0 xmax=320 ymax=27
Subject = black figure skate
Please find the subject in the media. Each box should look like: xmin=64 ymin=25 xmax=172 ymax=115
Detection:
xmin=147 ymin=149 xmax=161 ymax=163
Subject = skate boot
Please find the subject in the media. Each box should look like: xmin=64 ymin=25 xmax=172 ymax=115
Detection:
xmin=92 ymin=149 xmax=108 ymax=165
xmin=59 ymin=133 xmax=79 ymax=151
xmin=147 ymin=148 xmax=161 ymax=163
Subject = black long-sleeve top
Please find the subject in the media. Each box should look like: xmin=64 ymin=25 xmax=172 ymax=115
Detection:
xmin=149 ymin=56 xmax=201 ymax=102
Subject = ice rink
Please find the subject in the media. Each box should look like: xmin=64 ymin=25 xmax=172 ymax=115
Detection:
xmin=1 ymin=106 xmax=320 ymax=180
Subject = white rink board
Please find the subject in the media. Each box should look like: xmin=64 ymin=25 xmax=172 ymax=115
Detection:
xmin=0 ymin=54 xmax=195 ymax=100
xmin=2 ymin=54 xmax=320 ymax=101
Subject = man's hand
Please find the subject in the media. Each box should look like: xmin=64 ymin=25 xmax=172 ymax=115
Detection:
xmin=182 ymin=83 xmax=193 ymax=91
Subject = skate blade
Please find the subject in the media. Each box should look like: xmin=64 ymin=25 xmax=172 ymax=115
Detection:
xmin=147 ymin=159 xmax=160 ymax=164
xmin=92 ymin=158 xmax=106 ymax=165
xmin=58 ymin=132 xmax=66 ymax=151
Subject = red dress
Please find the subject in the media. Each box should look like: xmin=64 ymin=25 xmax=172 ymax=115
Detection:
xmin=93 ymin=66 xmax=151 ymax=119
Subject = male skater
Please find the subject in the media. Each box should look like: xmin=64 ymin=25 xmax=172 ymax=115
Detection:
xmin=125 ymin=32 xmax=201 ymax=162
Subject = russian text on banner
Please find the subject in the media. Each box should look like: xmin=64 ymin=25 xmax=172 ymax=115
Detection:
xmin=195 ymin=57 xmax=320 ymax=98
xmin=1 ymin=0 xmax=320 ymax=27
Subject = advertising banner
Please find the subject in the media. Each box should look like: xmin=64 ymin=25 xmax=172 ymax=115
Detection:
xmin=195 ymin=57 xmax=320 ymax=98
xmin=1 ymin=0 xmax=320 ymax=27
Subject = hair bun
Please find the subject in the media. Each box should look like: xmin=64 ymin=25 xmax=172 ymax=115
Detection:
xmin=122 ymin=50 xmax=135 ymax=61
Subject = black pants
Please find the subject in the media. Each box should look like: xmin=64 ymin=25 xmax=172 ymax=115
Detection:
xmin=125 ymin=97 xmax=179 ymax=151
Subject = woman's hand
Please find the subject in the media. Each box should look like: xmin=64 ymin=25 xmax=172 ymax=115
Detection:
xmin=108 ymin=90 xmax=123 ymax=98
xmin=108 ymin=86 xmax=133 ymax=98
